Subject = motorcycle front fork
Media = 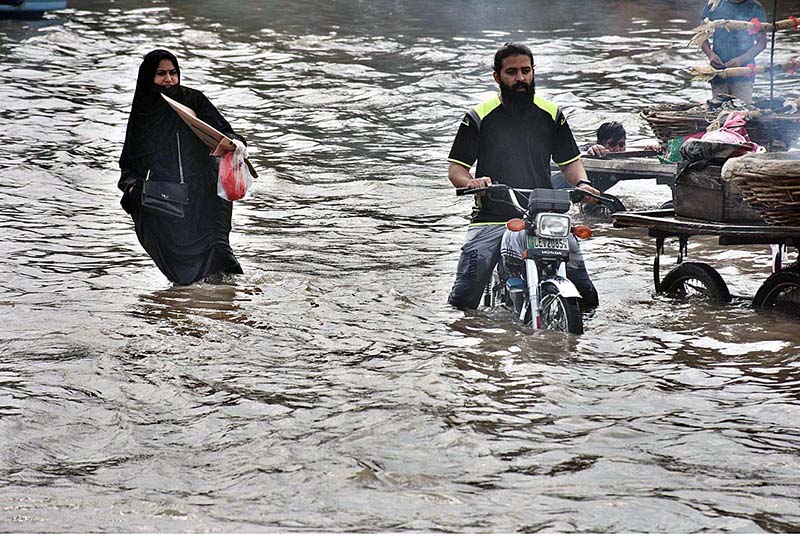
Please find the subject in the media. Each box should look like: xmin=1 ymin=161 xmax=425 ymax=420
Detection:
xmin=524 ymin=258 xmax=567 ymax=329
xmin=524 ymin=258 xmax=540 ymax=328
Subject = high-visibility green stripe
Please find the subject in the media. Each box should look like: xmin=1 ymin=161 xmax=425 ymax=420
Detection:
xmin=471 ymin=94 xmax=559 ymax=122
xmin=555 ymin=154 xmax=580 ymax=166
xmin=473 ymin=95 xmax=501 ymax=120
xmin=533 ymin=94 xmax=558 ymax=121
xmin=447 ymin=158 xmax=472 ymax=168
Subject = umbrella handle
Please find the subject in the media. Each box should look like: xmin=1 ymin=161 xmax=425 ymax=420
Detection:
xmin=244 ymin=158 xmax=258 ymax=178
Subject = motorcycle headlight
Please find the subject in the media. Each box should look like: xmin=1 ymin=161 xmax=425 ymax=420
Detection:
xmin=535 ymin=213 xmax=571 ymax=238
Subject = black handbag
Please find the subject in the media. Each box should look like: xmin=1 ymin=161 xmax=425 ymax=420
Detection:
xmin=141 ymin=177 xmax=188 ymax=218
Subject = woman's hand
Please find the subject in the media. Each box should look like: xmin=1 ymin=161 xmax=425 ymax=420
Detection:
xmin=211 ymin=138 xmax=236 ymax=157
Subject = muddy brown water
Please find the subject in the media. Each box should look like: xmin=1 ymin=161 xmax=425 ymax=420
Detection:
xmin=2 ymin=0 xmax=800 ymax=531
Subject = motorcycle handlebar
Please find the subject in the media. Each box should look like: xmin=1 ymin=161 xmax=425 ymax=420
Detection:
xmin=455 ymin=184 xmax=508 ymax=196
xmin=567 ymin=188 xmax=617 ymax=206
xmin=455 ymin=185 xmax=616 ymax=205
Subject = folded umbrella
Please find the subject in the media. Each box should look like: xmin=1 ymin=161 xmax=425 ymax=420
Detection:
xmin=161 ymin=93 xmax=257 ymax=178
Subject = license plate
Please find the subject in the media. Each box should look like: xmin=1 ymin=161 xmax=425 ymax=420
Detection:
xmin=528 ymin=236 xmax=568 ymax=250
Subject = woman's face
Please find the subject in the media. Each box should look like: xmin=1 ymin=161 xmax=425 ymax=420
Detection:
xmin=153 ymin=59 xmax=179 ymax=89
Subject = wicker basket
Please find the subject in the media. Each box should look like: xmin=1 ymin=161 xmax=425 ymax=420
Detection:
xmin=721 ymin=152 xmax=800 ymax=225
xmin=641 ymin=103 xmax=800 ymax=151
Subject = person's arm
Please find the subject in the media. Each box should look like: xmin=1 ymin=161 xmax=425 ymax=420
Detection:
xmin=551 ymin=107 xmax=601 ymax=199
xmin=723 ymin=32 xmax=767 ymax=68
xmin=561 ymin=159 xmax=601 ymax=200
xmin=701 ymin=40 xmax=725 ymax=68
xmin=447 ymin=111 xmax=489 ymax=189
xmin=118 ymin=159 xmax=144 ymax=214
xmin=448 ymin=162 xmax=491 ymax=189
xmin=118 ymin=119 xmax=144 ymax=195
xmin=118 ymin=167 xmax=141 ymax=194
xmin=195 ymin=91 xmax=246 ymax=146
xmin=698 ymin=3 xmax=725 ymax=68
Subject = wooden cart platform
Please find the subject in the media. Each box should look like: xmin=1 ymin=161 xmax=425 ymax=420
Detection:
xmin=613 ymin=209 xmax=800 ymax=246
xmin=583 ymin=157 xmax=678 ymax=190
xmin=612 ymin=209 xmax=800 ymax=309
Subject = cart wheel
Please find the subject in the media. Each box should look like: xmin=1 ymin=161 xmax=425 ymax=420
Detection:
xmin=752 ymin=267 xmax=800 ymax=313
xmin=659 ymin=262 xmax=731 ymax=302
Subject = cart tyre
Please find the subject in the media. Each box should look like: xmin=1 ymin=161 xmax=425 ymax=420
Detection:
xmin=752 ymin=267 xmax=800 ymax=311
xmin=660 ymin=262 xmax=731 ymax=302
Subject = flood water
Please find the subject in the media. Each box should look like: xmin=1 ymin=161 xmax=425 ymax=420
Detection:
xmin=2 ymin=0 xmax=800 ymax=532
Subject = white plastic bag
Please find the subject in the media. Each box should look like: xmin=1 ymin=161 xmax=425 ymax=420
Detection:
xmin=217 ymin=139 xmax=253 ymax=201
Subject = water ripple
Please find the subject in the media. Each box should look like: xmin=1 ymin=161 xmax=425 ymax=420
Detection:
xmin=2 ymin=0 xmax=800 ymax=532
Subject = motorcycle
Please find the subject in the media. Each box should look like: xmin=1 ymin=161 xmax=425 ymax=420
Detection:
xmin=456 ymin=184 xmax=618 ymax=335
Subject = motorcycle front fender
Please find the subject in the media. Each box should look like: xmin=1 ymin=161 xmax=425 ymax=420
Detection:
xmin=540 ymin=276 xmax=581 ymax=299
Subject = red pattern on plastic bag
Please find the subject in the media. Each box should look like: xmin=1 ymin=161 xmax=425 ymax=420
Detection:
xmin=217 ymin=141 xmax=253 ymax=201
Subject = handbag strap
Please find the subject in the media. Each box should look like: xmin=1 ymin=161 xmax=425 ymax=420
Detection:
xmin=142 ymin=134 xmax=184 ymax=185
xmin=176 ymin=131 xmax=185 ymax=184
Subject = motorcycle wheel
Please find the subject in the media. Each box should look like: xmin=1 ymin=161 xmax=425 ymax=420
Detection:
xmin=752 ymin=267 xmax=800 ymax=313
xmin=539 ymin=290 xmax=583 ymax=335
xmin=659 ymin=262 xmax=731 ymax=302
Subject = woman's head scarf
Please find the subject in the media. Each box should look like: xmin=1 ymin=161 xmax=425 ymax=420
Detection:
xmin=121 ymin=49 xmax=185 ymax=164
xmin=133 ymin=49 xmax=183 ymax=108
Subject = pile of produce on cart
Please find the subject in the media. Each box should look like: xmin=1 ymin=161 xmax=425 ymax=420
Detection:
xmin=641 ymin=98 xmax=800 ymax=152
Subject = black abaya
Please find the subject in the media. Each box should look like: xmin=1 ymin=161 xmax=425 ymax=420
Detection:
xmin=118 ymin=49 xmax=244 ymax=285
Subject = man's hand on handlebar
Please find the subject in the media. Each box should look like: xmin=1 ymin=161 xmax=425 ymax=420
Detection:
xmin=464 ymin=176 xmax=492 ymax=196
xmin=576 ymin=181 xmax=602 ymax=203
xmin=467 ymin=176 xmax=492 ymax=189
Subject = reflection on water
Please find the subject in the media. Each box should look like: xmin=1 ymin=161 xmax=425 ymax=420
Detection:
xmin=2 ymin=0 xmax=800 ymax=532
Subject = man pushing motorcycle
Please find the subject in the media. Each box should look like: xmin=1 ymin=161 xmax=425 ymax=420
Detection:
xmin=447 ymin=42 xmax=602 ymax=311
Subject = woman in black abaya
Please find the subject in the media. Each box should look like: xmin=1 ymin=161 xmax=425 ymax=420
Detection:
xmin=118 ymin=49 xmax=244 ymax=285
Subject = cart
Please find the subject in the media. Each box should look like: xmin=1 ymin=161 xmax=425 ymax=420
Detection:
xmin=612 ymin=209 xmax=800 ymax=310
xmin=582 ymin=154 xmax=678 ymax=194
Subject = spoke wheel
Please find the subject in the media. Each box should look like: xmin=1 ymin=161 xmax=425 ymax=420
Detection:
xmin=753 ymin=268 xmax=800 ymax=314
xmin=540 ymin=291 xmax=583 ymax=335
xmin=659 ymin=262 xmax=731 ymax=302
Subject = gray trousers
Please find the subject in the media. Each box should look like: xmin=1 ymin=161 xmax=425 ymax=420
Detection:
xmin=711 ymin=76 xmax=754 ymax=105
xmin=448 ymin=224 xmax=598 ymax=310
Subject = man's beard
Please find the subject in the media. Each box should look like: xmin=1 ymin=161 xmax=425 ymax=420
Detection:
xmin=500 ymin=79 xmax=535 ymax=115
